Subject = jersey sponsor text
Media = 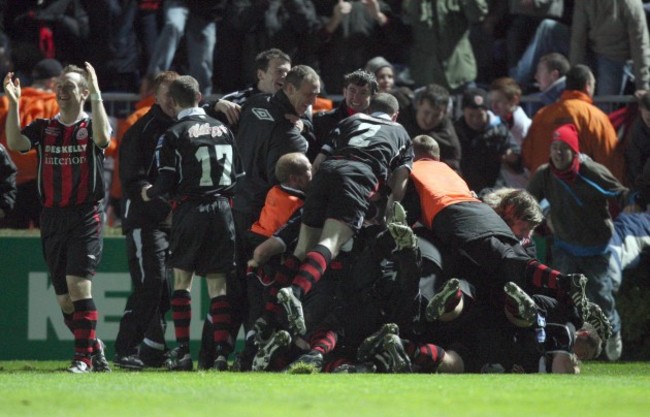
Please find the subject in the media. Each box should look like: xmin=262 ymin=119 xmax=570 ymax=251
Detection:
xmin=188 ymin=123 xmax=229 ymax=138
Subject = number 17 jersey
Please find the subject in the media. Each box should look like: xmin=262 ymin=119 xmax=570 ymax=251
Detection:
xmin=156 ymin=109 xmax=237 ymax=200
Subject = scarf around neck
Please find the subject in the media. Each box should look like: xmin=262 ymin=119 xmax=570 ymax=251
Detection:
xmin=550 ymin=154 xmax=580 ymax=183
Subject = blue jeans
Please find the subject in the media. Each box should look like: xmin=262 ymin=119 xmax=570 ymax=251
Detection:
xmin=107 ymin=0 xmax=139 ymax=74
xmin=147 ymin=0 xmax=216 ymax=94
xmin=506 ymin=15 xmax=543 ymax=70
xmin=592 ymin=54 xmax=629 ymax=96
xmin=138 ymin=6 xmax=160 ymax=65
xmin=510 ymin=19 xmax=570 ymax=89
xmin=551 ymin=246 xmax=621 ymax=334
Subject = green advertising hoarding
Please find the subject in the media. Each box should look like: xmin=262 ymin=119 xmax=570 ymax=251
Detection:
xmin=0 ymin=236 xmax=213 ymax=360
xmin=0 ymin=234 xmax=548 ymax=361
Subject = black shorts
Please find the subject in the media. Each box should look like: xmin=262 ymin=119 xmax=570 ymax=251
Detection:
xmin=168 ymin=198 xmax=235 ymax=276
xmin=432 ymin=202 xmax=517 ymax=246
xmin=40 ymin=203 xmax=103 ymax=295
xmin=302 ymin=159 xmax=377 ymax=231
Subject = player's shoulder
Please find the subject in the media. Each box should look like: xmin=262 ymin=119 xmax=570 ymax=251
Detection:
xmin=128 ymin=106 xmax=159 ymax=128
xmin=241 ymin=94 xmax=279 ymax=123
xmin=242 ymin=93 xmax=273 ymax=110
xmin=356 ymin=112 xmax=403 ymax=127
xmin=26 ymin=117 xmax=56 ymax=130
xmin=222 ymin=86 xmax=256 ymax=104
xmin=359 ymin=113 xmax=410 ymax=135
xmin=183 ymin=115 xmax=232 ymax=136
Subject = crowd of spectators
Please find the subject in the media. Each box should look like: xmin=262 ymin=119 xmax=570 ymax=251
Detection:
xmin=0 ymin=1 xmax=648 ymax=97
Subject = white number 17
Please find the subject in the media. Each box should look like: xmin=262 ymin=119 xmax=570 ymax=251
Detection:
xmin=195 ymin=144 xmax=233 ymax=186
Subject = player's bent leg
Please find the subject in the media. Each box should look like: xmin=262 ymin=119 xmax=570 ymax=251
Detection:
xmin=66 ymin=275 xmax=93 ymax=302
xmin=292 ymin=223 xmax=323 ymax=261
xmin=503 ymin=281 xmax=539 ymax=326
xmin=585 ymin=302 xmax=613 ymax=342
xmin=317 ymin=219 xmax=355 ymax=260
xmin=56 ymin=293 xmax=74 ymax=315
xmin=277 ymin=287 xmax=306 ymax=335
xmin=357 ymin=323 xmax=399 ymax=363
xmin=559 ymin=273 xmax=589 ymax=319
xmin=287 ymin=219 xmax=352 ymax=312
xmin=382 ymin=334 xmax=412 ymax=373
xmin=173 ymin=268 xmax=194 ymax=291
xmin=252 ymin=330 xmax=292 ymax=372
xmin=425 ymin=278 xmax=463 ymax=322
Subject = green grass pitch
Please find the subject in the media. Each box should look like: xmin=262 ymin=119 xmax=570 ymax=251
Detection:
xmin=1 ymin=361 xmax=649 ymax=417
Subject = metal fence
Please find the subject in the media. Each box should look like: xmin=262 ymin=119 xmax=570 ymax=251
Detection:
xmin=87 ymin=93 xmax=644 ymax=120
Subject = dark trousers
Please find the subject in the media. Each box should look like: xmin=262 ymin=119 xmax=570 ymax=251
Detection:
xmin=0 ymin=180 xmax=41 ymax=228
xmin=114 ymin=227 xmax=170 ymax=356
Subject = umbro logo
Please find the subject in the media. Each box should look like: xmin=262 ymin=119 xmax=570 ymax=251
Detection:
xmin=252 ymin=108 xmax=274 ymax=122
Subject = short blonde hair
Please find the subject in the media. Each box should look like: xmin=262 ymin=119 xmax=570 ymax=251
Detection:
xmin=61 ymin=65 xmax=88 ymax=91
xmin=275 ymin=153 xmax=311 ymax=184
xmin=412 ymin=134 xmax=440 ymax=160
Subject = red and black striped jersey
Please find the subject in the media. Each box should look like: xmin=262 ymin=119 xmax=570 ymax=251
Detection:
xmin=22 ymin=115 xmax=106 ymax=208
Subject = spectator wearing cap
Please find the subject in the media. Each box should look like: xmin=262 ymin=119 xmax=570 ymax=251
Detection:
xmin=365 ymin=55 xmax=415 ymax=123
xmin=365 ymin=56 xmax=394 ymax=92
xmin=0 ymin=58 xmax=62 ymax=228
xmin=527 ymin=123 xmax=632 ymax=361
xmin=523 ymin=65 xmax=624 ymax=182
xmin=453 ymin=87 xmax=519 ymax=194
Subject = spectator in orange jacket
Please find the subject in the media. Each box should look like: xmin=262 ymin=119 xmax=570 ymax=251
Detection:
xmin=522 ymin=65 xmax=625 ymax=182
xmin=0 ymin=58 xmax=62 ymax=228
